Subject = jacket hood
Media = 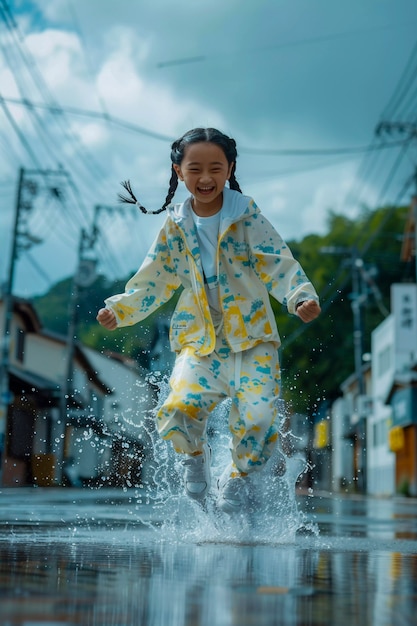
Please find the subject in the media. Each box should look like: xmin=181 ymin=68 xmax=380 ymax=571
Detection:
xmin=167 ymin=186 xmax=259 ymax=226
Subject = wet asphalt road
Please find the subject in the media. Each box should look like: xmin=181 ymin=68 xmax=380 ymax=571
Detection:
xmin=1 ymin=486 xmax=417 ymax=626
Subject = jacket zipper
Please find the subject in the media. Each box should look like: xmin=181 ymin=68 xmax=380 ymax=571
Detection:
xmin=177 ymin=229 xmax=214 ymax=351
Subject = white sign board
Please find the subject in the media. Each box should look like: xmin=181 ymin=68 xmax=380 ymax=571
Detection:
xmin=391 ymin=283 xmax=417 ymax=354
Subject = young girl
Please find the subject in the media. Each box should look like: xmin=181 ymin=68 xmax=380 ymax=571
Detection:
xmin=97 ymin=127 xmax=321 ymax=513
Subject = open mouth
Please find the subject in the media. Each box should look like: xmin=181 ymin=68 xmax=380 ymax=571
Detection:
xmin=197 ymin=186 xmax=215 ymax=195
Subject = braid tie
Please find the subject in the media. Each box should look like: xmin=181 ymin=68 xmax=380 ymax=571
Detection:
xmin=118 ymin=180 xmax=169 ymax=215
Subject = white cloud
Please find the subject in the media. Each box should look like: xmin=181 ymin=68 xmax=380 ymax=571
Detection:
xmin=70 ymin=120 xmax=109 ymax=148
xmin=25 ymin=29 xmax=83 ymax=86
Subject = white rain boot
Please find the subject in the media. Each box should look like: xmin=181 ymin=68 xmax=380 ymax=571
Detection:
xmin=182 ymin=444 xmax=211 ymax=500
xmin=217 ymin=464 xmax=249 ymax=513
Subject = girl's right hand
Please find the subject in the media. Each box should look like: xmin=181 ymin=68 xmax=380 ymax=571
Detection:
xmin=96 ymin=308 xmax=118 ymax=330
xmin=295 ymin=300 xmax=321 ymax=323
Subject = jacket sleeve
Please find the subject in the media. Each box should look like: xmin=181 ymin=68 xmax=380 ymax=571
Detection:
xmin=247 ymin=213 xmax=319 ymax=315
xmin=104 ymin=226 xmax=181 ymax=327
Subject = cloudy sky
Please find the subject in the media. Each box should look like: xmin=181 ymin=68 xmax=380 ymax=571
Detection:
xmin=1 ymin=0 xmax=417 ymax=298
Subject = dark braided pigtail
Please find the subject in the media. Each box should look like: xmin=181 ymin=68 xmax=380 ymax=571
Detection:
xmin=228 ymin=162 xmax=242 ymax=193
xmin=118 ymin=139 xmax=181 ymax=214
xmin=225 ymin=137 xmax=242 ymax=193
xmin=118 ymin=180 xmax=170 ymax=215
xmin=160 ymin=165 xmax=179 ymax=212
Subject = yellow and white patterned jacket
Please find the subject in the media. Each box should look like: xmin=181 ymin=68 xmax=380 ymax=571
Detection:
xmin=105 ymin=187 xmax=319 ymax=355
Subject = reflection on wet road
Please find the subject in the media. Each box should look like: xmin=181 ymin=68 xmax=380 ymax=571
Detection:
xmin=1 ymin=488 xmax=417 ymax=625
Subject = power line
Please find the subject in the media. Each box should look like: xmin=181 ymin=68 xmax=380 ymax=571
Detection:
xmin=380 ymin=38 xmax=417 ymax=121
xmin=282 ymin=165 xmax=414 ymax=351
xmin=0 ymin=0 xmax=132 ymax=284
xmin=157 ymin=22 xmax=412 ymax=68
xmin=0 ymin=95 xmax=176 ymax=143
xmin=0 ymin=96 xmax=42 ymax=167
xmin=282 ymin=140 xmax=416 ymax=349
xmin=247 ymin=39 xmax=417 ymax=349
xmin=239 ymin=141 xmax=406 ymax=157
xmin=0 ymin=96 xmax=410 ymax=157
xmin=0 ymin=1 xmax=112 ymax=188
xmin=244 ymin=154 xmax=360 ymax=183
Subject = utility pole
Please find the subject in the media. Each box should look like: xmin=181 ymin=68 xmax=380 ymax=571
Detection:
xmin=58 ymin=203 xmax=128 ymax=483
xmin=58 ymin=225 xmax=98 ymax=484
xmin=60 ymin=201 xmax=130 ymax=424
xmin=0 ymin=168 xmax=24 ymax=479
xmin=321 ymin=246 xmax=368 ymax=394
xmin=61 ymin=226 xmax=98 ymax=417
xmin=321 ymin=245 xmax=369 ymax=492
xmin=350 ymin=248 xmax=366 ymax=397
xmin=414 ymin=193 xmax=417 ymax=283
xmin=414 ymin=169 xmax=417 ymax=283
xmin=0 ymin=167 xmax=67 ymax=485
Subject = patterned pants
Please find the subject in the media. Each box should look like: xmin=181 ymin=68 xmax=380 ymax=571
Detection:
xmin=156 ymin=332 xmax=280 ymax=475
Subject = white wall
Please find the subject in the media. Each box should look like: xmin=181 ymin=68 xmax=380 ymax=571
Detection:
xmin=331 ymin=396 xmax=354 ymax=491
xmin=83 ymin=348 xmax=159 ymax=484
xmin=369 ymin=315 xmax=395 ymax=496
xmin=83 ymin=348 xmax=157 ymax=442
xmin=24 ymin=333 xmax=67 ymax=382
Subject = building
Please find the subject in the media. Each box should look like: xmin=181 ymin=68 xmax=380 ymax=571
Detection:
xmin=368 ymin=284 xmax=417 ymax=496
xmin=330 ymin=364 xmax=372 ymax=494
xmin=330 ymin=194 xmax=417 ymax=496
xmin=82 ymin=347 xmax=159 ymax=488
xmin=330 ymin=283 xmax=417 ymax=497
xmin=0 ymin=298 xmax=157 ymax=488
xmin=368 ymin=315 xmax=395 ymax=496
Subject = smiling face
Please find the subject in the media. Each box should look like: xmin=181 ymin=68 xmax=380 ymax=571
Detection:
xmin=173 ymin=142 xmax=234 ymax=216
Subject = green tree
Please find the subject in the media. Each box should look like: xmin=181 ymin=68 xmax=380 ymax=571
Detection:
xmin=275 ymin=204 xmax=410 ymax=411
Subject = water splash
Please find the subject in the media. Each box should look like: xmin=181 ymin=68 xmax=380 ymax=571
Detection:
xmin=133 ymin=380 xmax=318 ymax=545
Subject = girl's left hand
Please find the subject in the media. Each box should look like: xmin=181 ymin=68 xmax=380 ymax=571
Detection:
xmin=296 ymin=300 xmax=321 ymax=323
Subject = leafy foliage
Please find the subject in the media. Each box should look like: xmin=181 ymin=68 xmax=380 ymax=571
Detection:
xmin=275 ymin=204 xmax=410 ymax=411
